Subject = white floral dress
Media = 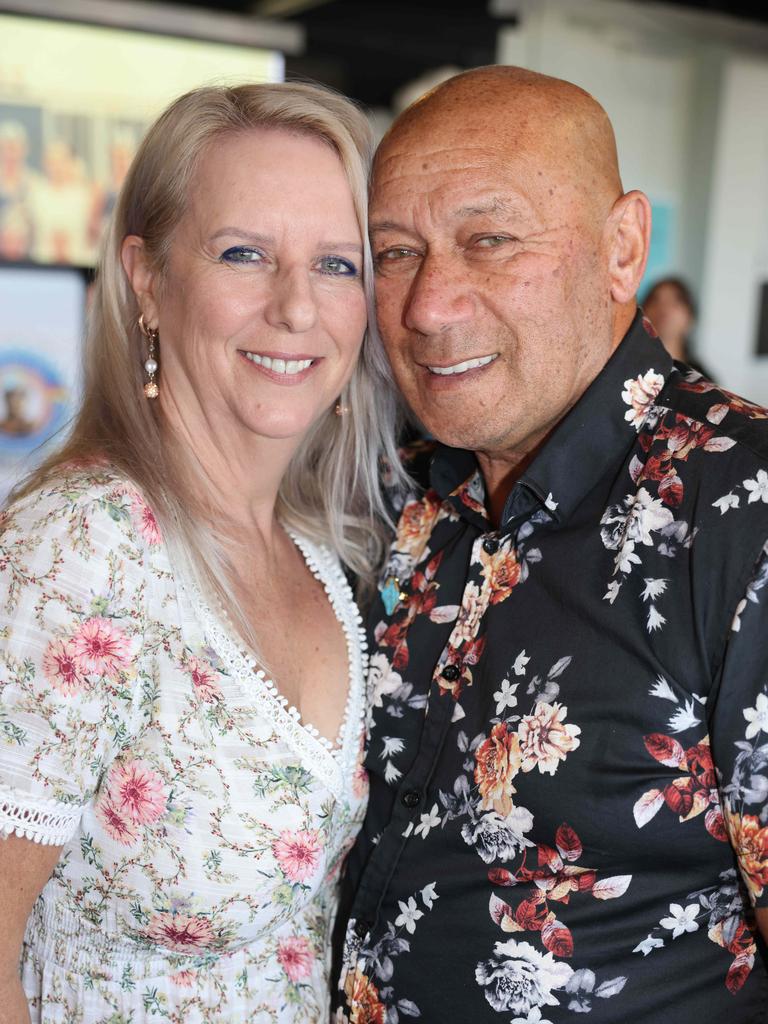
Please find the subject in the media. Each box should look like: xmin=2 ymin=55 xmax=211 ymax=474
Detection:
xmin=0 ymin=463 xmax=369 ymax=1023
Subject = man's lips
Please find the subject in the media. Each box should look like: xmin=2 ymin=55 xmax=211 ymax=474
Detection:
xmin=423 ymin=353 xmax=499 ymax=376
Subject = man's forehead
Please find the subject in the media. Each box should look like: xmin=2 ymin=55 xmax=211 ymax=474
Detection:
xmin=369 ymin=188 xmax=535 ymax=232
xmin=370 ymin=141 xmax=561 ymax=228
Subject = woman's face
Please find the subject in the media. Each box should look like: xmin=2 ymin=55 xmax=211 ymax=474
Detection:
xmin=143 ymin=128 xmax=367 ymax=446
xmin=644 ymin=284 xmax=693 ymax=342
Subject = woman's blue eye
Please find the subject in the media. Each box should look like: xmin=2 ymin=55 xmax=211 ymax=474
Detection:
xmin=220 ymin=246 xmax=265 ymax=264
xmin=318 ymin=255 xmax=358 ymax=277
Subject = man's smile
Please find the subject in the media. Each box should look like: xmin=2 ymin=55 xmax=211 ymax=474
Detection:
xmin=425 ymin=353 xmax=499 ymax=377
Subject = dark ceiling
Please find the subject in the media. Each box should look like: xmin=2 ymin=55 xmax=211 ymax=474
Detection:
xmin=124 ymin=0 xmax=768 ymax=108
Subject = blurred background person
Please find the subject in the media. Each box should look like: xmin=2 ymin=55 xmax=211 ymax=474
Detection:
xmin=0 ymin=202 xmax=32 ymax=262
xmin=0 ymin=121 xmax=37 ymax=260
xmin=88 ymin=128 xmax=138 ymax=249
xmin=642 ymin=276 xmax=711 ymax=377
xmin=29 ymin=139 xmax=94 ymax=265
xmin=0 ymin=385 xmax=34 ymax=436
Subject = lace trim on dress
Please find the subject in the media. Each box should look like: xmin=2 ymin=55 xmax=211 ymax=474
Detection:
xmin=187 ymin=531 xmax=368 ymax=801
xmin=286 ymin=531 xmax=368 ymax=763
xmin=0 ymin=783 xmax=82 ymax=846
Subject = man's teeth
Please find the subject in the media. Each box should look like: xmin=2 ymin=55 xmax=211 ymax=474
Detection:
xmin=428 ymin=354 xmax=497 ymax=376
xmin=244 ymin=353 xmax=314 ymax=375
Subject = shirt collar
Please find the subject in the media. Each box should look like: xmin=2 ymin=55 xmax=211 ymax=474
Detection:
xmin=429 ymin=312 xmax=674 ymax=532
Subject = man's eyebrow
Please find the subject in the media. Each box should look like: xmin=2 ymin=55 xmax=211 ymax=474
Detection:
xmin=369 ymin=220 xmax=407 ymax=234
xmin=369 ymin=198 xmax=527 ymax=234
xmin=453 ymin=196 xmax=525 ymax=219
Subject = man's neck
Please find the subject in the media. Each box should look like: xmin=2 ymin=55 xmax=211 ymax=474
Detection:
xmin=476 ymin=444 xmax=542 ymax=528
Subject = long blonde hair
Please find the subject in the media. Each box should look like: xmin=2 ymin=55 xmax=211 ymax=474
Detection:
xmin=13 ymin=83 xmax=404 ymax=638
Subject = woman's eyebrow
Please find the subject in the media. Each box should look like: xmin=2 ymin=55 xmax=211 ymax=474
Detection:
xmin=209 ymin=228 xmax=361 ymax=253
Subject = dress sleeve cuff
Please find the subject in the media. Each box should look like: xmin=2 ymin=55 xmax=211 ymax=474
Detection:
xmin=0 ymin=784 xmax=82 ymax=846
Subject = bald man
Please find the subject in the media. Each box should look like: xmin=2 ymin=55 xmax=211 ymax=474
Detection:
xmin=332 ymin=67 xmax=768 ymax=1022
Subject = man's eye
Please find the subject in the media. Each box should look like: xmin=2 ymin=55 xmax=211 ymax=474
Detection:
xmin=220 ymin=246 xmax=265 ymax=264
xmin=375 ymin=247 xmax=417 ymax=263
xmin=474 ymin=235 xmax=513 ymax=248
xmin=318 ymin=255 xmax=359 ymax=277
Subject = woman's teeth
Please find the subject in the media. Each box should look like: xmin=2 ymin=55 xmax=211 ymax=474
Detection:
xmin=428 ymin=354 xmax=498 ymax=376
xmin=244 ymin=353 xmax=314 ymax=375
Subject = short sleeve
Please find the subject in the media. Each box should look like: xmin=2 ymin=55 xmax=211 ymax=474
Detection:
xmin=711 ymin=540 xmax=768 ymax=907
xmin=0 ymin=473 xmax=151 ymax=846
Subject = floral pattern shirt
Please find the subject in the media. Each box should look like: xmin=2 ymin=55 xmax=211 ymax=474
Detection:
xmin=333 ymin=313 xmax=768 ymax=1023
xmin=0 ymin=463 xmax=369 ymax=1023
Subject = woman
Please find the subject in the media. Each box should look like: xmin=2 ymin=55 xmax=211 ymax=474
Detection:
xmin=642 ymin=276 xmax=710 ymax=377
xmin=0 ymin=83 xmax=402 ymax=1022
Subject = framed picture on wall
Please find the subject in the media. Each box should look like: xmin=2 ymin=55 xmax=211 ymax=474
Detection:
xmin=0 ymin=264 xmax=85 ymax=499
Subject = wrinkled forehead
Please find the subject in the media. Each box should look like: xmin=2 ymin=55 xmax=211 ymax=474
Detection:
xmin=371 ymin=123 xmax=581 ymax=228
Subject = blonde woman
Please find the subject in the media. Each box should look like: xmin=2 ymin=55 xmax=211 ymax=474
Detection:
xmin=0 ymin=83 xmax=401 ymax=1023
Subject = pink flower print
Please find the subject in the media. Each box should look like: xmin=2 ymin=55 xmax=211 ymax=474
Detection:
xmin=130 ymin=494 xmax=162 ymax=547
xmin=272 ymin=829 xmax=323 ymax=883
xmin=96 ymin=796 xmax=138 ymax=845
xmin=146 ymin=912 xmax=215 ymax=953
xmin=42 ymin=637 xmax=86 ymax=696
xmin=72 ymin=617 xmax=133 ymax=678
xmin=352 ymin=736 xmax=369 ymax=800
xmin=352 ymin=761 xmax=369 ymax=801
xmin=277 ymin=935 xmax=315 ymax=983
xmin=169 ymin=970 xmax=196 ymax=988
xmin=187 ymin=655 xmax=223 ymax=702
xmin=106 ymin=758 xmax=167 ymax=825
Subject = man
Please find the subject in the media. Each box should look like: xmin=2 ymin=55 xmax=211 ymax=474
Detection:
xmin=333 ymin=66 xmax=768 ymax=1022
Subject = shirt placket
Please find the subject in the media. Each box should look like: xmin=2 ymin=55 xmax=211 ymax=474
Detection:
xmin=346 ymin=534 xmax=494 ymax=945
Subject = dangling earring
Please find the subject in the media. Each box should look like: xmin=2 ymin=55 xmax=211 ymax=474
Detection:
xmin=335 ymin=400 xmax=350 ymax=416
xmin=138 ymin=314 xmax=159 ymax=399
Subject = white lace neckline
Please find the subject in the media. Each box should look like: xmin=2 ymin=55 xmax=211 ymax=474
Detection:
xmin=187 ymin=528 xmax=367 ymax=801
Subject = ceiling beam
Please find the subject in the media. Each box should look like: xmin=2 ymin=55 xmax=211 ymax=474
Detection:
xmin=0 ymin=0 xmax=305 ymax=53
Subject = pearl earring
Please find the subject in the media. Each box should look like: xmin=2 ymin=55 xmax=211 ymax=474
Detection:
xmin=138 ymin=314 xmax=159 ymax=399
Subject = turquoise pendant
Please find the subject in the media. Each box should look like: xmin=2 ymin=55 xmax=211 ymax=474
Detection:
xmin=381 ymin=575 xmax=405 ymax=615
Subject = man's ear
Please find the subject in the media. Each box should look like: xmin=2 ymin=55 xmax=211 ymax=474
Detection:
xmin=605 ymin=190 xmax=652 ymax=305
xmin=121 ymin=235 xmax=160 ymax=327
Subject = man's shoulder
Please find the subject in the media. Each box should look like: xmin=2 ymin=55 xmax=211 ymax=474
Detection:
xmin=380 ymin=439 xmax=437 ymax=520
xmin=398 ymin=440 xmax=437 ymax=491
xmin=662 ymin=368 xmax=768 ymax=465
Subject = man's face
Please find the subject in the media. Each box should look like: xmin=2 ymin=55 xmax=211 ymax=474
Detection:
xmin=370 ymin=122 xmax=617 ymax=457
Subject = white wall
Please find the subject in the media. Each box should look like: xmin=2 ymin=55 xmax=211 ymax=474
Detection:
xmin=698 ymin=58 xmax=768 ymax=400
xmin=496 ymin=0 xmax=768 ymax=402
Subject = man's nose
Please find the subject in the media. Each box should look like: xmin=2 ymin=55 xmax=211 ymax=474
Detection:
xmin=264 ymin=266 xmax=318 ymax=334
xmin=403 ymin=256 xmax=475 ymax=335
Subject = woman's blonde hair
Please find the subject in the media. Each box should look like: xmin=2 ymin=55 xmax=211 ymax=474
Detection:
xmin=13 ymin=82 xmax=404 ymax=640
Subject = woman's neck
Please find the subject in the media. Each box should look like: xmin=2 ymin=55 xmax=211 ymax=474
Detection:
xmin=158 ymin=391 xmax=297 ymax=549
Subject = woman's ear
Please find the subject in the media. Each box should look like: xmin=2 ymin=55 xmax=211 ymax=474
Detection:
xmin=605 ymin=190 xmax=652 ymax=305
xmin=121 ymin=235 xmax=160 ymax=326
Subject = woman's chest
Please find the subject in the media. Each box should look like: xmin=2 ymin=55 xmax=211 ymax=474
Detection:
xmin=60 ymin=624 xmax=368 ymax=950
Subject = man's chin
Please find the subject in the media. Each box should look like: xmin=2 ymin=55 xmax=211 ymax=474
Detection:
xmin=417 ymin=419 xmax=496 ymax=452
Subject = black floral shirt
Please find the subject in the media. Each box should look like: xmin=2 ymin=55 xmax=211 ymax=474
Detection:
xmin=333 ymin=314 xmax=768 ymax=1023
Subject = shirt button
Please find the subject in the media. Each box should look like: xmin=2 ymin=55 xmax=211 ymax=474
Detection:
xmin=401 ymin=790 xmax=421 ymax=808
xmin=482 ymin=536 xmax=499 ymax=555
xmin=441 ymin=664 xmax=460 ymax=682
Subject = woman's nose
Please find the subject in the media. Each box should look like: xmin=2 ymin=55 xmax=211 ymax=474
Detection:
xmin=264 ymin=267 xmax=318 ymax=334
